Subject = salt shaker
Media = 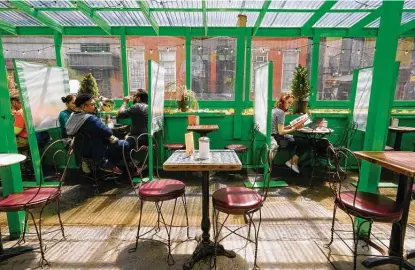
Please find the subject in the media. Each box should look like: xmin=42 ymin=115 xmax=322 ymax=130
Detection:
xmin=199 ymin=137 xmax=210 ymax=159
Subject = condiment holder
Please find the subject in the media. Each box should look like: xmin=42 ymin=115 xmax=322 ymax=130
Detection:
xmin=199 ymin=136 xmax=210 ymax=159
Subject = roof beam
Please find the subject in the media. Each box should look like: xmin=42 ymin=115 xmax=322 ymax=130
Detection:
xmin=349 ymin=6 xmax=383 ymax=35
xmin=72 ymin=0 xmax=112 ymax=35
xmin=136 ymin=1 xmax=159 ymax=35
xmin=202 ymin=0 xmax=207 ymax=36
xmin=301 ymin=0 xmax=337 ymax=36
xmin=253 ymin=0 xmax=271 ymax=36
xmin=0 ymin=19 xmax=17 ymax=35
xmin=8 ymin=0 xmax=63 ymax=33
xmin=400 ymin=19 xmax=415 ymax=35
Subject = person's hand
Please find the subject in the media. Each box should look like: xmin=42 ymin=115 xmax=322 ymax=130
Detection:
xmin=122 ymin=96 xmax=130 ymax=103
xmin=109 ymin=135 xmax=119 ymax=144
xmin=294 ymin=121 xmax=305 ymax=130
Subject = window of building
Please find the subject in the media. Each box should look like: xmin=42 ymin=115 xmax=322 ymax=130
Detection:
xmin=159 ymin=48 xmax=177 ymax=91
xmin=281 ymin=50 xmax=299 ymax=92
xmin=80 ymin=43 xmax=110 ymax=53
xmin=128 ymin=49 xmax=146 ymax=91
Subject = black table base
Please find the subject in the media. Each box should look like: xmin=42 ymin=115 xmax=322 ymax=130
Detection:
xmin=183 ymin=240 xmax=236 ymax=270
xmin=362 ymin=256 xmax=415 ymax=270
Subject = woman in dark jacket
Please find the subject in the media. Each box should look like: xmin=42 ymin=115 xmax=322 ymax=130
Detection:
xmin=58 ymin=94 xmax=76 ymax=138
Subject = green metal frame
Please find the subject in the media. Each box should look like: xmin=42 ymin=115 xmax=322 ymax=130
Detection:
xmin=136 ymin=0 xmax=159 ymax=35
xmin=349 ymin=6 xmax=383 ymax=36
xmin=0 ymin=19 xmax=17 ymax=35
xmin=72 ymin=0 xmax=112 ymax=35
xmin=301 ymin=0 xmax=337 ymax=36
xmin=54 ymin=32 xmax=63 ymax=67
xmin=120 ymin=28 xmax=129 ymax=96
xmin=253 ymin=0 xmax=271 ymax=36
xmin=147 ymin=60 xmax=154 ymax=181
xmin=202 ymin=0 xmax=207 ymax=36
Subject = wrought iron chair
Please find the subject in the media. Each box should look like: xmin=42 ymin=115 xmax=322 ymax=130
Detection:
xmin=325 ymin=147 xmax=404 ymax=269
xmin=333 ymin=120 xmax=357 ymax=148
xmin=211 ymin=143 xmax=273 ymax=269
xmin=309 ymin=138 xmax=336 ymax=186
xmin=124 ymin=133 xmax=190 ymax=266
xmin=160 ymin=125 xmax=185 ymax=159
xmin=225 ymin=123 xmax=259 ymax=171
xmin=0 ymin=138 xmax=73 ymax=266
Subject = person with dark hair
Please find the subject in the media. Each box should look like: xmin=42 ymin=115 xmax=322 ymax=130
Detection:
xmin=271 ymin=93 xmax=309 ymax=173
xmin=10 ymin=96 xmax=28 ymax=148
xmin=58 ymin=94 xmax=76 ymax=138
xmin=117 ymin=89 xmax=148 ymax=147
xmin=66 ymin=93 xmax=128 ymax=174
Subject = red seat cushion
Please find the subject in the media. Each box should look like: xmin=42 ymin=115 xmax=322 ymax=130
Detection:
xmin=225 ymin=144 xmax=248 ymax=153
xmin=212 ymin=187 xmax=262 ymax=215
xmin=0 ymin=188 xmax=60 ymax=212
xmin=336 ymin=191 xmax=402 ymax=223
xmin=165 ymin=143 xmax=185 ymax=150
xmin=138 ymin=179 xmax=185 ymax=202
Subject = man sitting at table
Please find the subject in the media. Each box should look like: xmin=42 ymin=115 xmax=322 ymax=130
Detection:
xmin=117 ymin=89 xmax=148 ymax=148
xmin=66 ymin=94 xmax=128 ymax=174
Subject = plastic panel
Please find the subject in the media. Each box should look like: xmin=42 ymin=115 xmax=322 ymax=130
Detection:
xmin=262 ymin=12 xmax=313 ymax=27
xmin=41 ymin=11 xmax=95 ymax=26
xmin=153 ymin=11 xmax=202 ymax=26
xmin=208 ymin=12 xmax=259 ymax=26
xmin=0 ymin=11 xmax=43 ymax=26
xmin=314 ymin=12 xmax=369 ymax=27
xmin=97 ymin=11 xmax=150 ymax=26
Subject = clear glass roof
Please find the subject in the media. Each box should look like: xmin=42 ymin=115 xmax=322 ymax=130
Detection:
xmin=0 ymin=0 xmax=412 ymax=30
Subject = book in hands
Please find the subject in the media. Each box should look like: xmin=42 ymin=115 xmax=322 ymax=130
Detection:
xmin=289 ymin=114 xmax=310 ymax=127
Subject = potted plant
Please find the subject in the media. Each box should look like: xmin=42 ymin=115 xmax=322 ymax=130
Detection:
xmin=290 ymin=64 xmax=310 ymax=114
xmin=174 ymin=84 xmax=199 ymax=112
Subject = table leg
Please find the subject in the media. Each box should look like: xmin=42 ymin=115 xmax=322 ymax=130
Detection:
xmin=183 ymin=171 xmax=236 ymax=270
xmin=362 ymin=175 xmax=414 ymax=269
xmin=394 ymin=133 xmax=403 ymax=151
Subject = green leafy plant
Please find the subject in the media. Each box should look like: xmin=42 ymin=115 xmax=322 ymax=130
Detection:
xmin=170 ymin=83 xmax=199 ymax=112
xmin=79 ymin=72 xmax=99 ymax=99
xmin=290 ymin=64 xmax=310 ymax=101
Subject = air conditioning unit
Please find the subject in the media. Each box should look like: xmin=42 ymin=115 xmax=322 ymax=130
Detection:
xmin=255 ymin=56 xmax=266 ymax=62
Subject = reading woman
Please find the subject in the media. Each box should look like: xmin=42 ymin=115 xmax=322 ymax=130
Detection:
xmin=271 ymin=93 xmax=309 ymax=173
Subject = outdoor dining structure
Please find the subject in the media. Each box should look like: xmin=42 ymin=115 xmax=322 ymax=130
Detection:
xmin=2 ymin=0 xmax=415 ymax=269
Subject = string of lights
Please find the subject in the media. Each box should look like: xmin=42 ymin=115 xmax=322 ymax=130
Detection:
xmin=2 ymin=42 xmax=415 ymax=55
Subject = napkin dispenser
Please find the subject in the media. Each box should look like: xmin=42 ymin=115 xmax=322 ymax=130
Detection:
xmin=199 ymin=137 xmax=210 ymax=159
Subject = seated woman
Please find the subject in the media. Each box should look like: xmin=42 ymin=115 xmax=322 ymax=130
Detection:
xmin=10 ymin=96 xmax=28 ymax=148
xmin=59 ymin=94 xmax=76 ymax=138
xmin=117 ymin=89 xmax=148 ymax=148
xmin=271 ymin=94 xmax=309 ymax=173
xmin=66 ymin=94 xmax=129 ymax=174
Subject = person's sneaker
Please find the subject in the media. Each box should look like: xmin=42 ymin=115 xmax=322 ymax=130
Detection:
xmin=285 ymin=161 xmax=300 ymax=174
xmin=104 ymin=166 xmax=123 ymax=175
xmin=81 ymin=161 xmax=91 ymax=174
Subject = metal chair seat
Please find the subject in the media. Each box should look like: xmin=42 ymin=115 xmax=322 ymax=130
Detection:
xmin=336 ymin=191 xmax=402 ymax=223
xmin=225 ymin=144 xmax=248 ymax=153
xmin=138 ymin=179 xmax=185 ymax=202
xmin=0 ymin=188 xmax=59 ymax=212
xmin=212 ymin=186 xmax=262 ymax=215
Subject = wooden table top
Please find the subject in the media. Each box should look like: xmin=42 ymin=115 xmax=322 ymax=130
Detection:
xmin=163 ymin=150 xmax=242 ymax=172
xmin=389 ymin=126 xmax=415 ymax=133
xmin=354 ymin=151 xmax=415 ymax=178
xmin=0 ymin=153 xmax=26 ymax=167
xmin=187 ymin=125 xmax=219 ymax=132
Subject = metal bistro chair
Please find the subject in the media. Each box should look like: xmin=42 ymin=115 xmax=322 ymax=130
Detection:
xmin=333 ymin=120 xmax=357 ymax=148
xmin=325 ymin=147 xmax=404 ymax=270
xmin=160 ymin=124 xmax=185 ymax=159
xmin=124 ymin=133 xmax=190 ymax=266
xmin=225 ymin=123 xmax=259 ymax=172
xmin=211 ymin=144 xmax=273 ymax=269
xmin=0 ymin=138 xmax=73 ymax=266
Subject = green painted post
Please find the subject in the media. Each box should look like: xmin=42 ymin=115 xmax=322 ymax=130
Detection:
xmin=120 ymin=28 xmax=129 ymax=97
xmin=147 ymin=60 xmax=153 ymax=181
xmin=53 ymin=31 xmax=63 ymax=67
xmin=244 ymin=31 xmax=252 ymax=105
xmin=356 ymin=0 xmax=403 ymax=235
xmin=0 ymin=36 xmax=25 ymax=238
xmin=233 ymin=29 xmax=245 ymax=139
xmin=185 ymin=32 xmax=191 ymax=90
xmin=309 ymin=35 xmax=320 ymax=108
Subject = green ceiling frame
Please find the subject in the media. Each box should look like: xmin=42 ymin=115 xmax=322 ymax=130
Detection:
xmin=72 ymin=0 xmax=112 ymax=35
xmin=400 ymin=17 xmax=415 ymax=35
xmin=136 ymin=1 xmax=159 ymax=35
xmin=8 ymin=0 xmax=63 ymax=33
xmin=349 ymin=6 xmax=383 ymax=35
xmin=301 ymin=0 xmax=337 ymax=36
xmin=253 ymin=0 xmax=271 ymax=36
xmin=0 ymin=18 xmax=17 ymax=35
xmin=202 ymin=0 xmax=207 ymax=36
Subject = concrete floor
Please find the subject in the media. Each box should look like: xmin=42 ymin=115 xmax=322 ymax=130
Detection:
xmin=1 ymin=170 xmax=415 ymax=269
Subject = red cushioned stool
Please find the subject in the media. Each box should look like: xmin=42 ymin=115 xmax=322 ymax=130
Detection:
xmin=325 ymin=148 xmax=404 ymax=270
xmin=211 ymin=144 xmax=273 ymax=269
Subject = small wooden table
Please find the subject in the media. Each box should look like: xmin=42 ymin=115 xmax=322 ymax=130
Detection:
xmin=163 ymin=150 xmax=242 ymax=270
xmin=354 ymin=151 xmax=415 ymax=270
xmin=389 ymin=126 xmax=415 ymax=150
xmin=187 ymin=125 xmax=219 ymax=137
xmin=0 ymin=153 xmax=34 ymax=262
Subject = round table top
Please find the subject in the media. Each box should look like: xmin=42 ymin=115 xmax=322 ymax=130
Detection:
xmin=297 ymin=127 xmax=333 ymax=134
xmin=389 ymin=126 xmax=415 ymax=133
xmin=0 ymin=153 xmax=26 ymax=167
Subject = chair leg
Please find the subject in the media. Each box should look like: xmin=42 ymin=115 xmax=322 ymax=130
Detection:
xmin=17 ymin=211 xmax=29 ymax=245
xmin=155 ymin=201 xmax=164 ymax=233
xmin=252 ymin=209 xmax=262 ymax=270
xmin=56 ymin=198 xmax=66 ymax=239
xmin=326 ymin=204 xmax=337 ymax=248
xmin=181 ymin=193 xmax=190 ymax=239
xmin=129 ymin=199 xmax=144 ymax=253
xmin=156 ymin=199 xmax=177 ymax=266
xmin=27 ymin=208 xmax=49 ymax=267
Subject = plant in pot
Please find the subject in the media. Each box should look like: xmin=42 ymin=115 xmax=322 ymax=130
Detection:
xmin=174 ymin=84 xmax=199 ymax=112
xmin=290 ymin=64 xmax=310 ymax=114
xmin=79 ymin=72 xmax=101 ymax=110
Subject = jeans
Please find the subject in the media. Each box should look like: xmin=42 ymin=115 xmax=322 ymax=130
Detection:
xmin=106 ymin=140 xmax=129 ymax=167
xmin=273 ymin=135 xmax=310 ymax=157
